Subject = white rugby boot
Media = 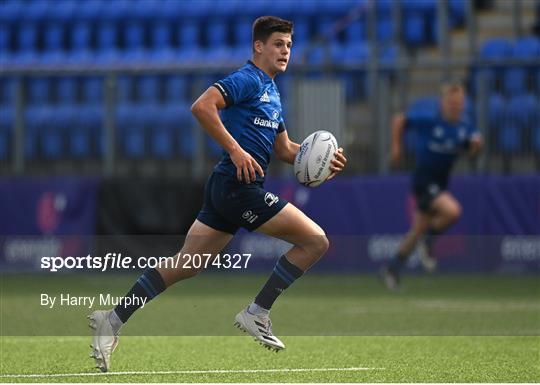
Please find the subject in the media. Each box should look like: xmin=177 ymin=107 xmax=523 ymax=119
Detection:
xmin=234 ymin=307 xmax=285 ymax=352
xmin=88 ymin=310 xmax=119 ymax=372
xmin=418 ymin=240 xmax=437 ymax=273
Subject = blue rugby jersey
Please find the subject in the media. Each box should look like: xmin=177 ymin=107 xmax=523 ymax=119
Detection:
xmin=405 ymin=113 xmax=479 ymax=187
xmin=211 ymin=60 xmax=285 ymax=182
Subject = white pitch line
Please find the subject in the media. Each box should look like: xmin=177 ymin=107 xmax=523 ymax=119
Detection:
xmin=0 ymin=367 xmax=383 ymax=379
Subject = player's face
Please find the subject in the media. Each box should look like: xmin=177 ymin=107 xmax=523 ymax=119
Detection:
xmin=441 ymin=92 xmax=465 ymax=122
xmin=259 ymin=32 xmax=292 ymax=75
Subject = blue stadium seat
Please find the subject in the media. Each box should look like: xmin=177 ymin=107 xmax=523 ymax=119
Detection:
xmin=345 ymin=20 xmax=367 ymax=44
xmin=376 ymin=0 xmax=393 ymax=16
xmin=233 ymin=19 xmax=252 ymax=47
xmin=150 ymin=123 xmax=175 ymax=158
xmin=124 ymin=21 xmax=145 ymax=51
xmin=488 ymin=93 xmax=506 ymax=130
xmin=0 ymin=24 xmax=11 ymax=56
xmin=49 ymin=0 xmax=77 ymax=21
xmin=69 ymin=106 xmax=102 ymax=157
xmin=340 ymin=42 xmax=370 ymax=64
xmin=82 ymin=77 xmax=104 ymax=105
xmin=137 ymin=76 xmax=160 ymax=104
xmin=178 ymin=21 xmax=200 ymax=49
xmin=291 ymin=17 xmax=310 ymax=46
xmin=27 ymin=78 xmax=50 ymax=105
xmin=316 ymin=17 xmax=335 ymax=41
xmin=96 ymin=22 xmax=119 ymax=62
xmin=377 ymin=17 xmax=394 ymax=43
xmin=206 ymin=19 xmax=228 ymax=46
xmin=507 ymin=93 xmax=539 ymax=129
xmin=320 ymin=0 xmax=355 ymax=16
xmin=164 ymin=75 xmax=188 ymax=103
xmin=17 ymin=23 xmax=38 ymax=53
xmin=480 ymin=38 xmax=512 ymax=60
xmin=40 ymin=108 xmax=66 ymax=160
xmin=157 ymin=0 xmax=183 ymax=20
xmin=512 ymin=36 xmax=540 ymax=59
xmin=449 ymin=0 xmax=466 ymax=26
xmin=132 ymin=0 xmax=160 ymax=20
xmin=56 ymin=77 xmax=77 ymax=104
xmin=159 ymin=105 xmax=193 ymax=158
xmin=116 ymin=105 xmax=146 ymax=158
xmin=44 ymin=22 xmax=63 ymax=51
xmin=404 ymin=13 xmax=425 ymax=46
xmin=70 ymin=22 xmax=92 ymax=52
xmin=402 ymin=0 xmax=436 ymax=14
xmin=101 ymin=0 xmax=132 ymax=21
xmin=0 ymin=0 xmax=24 ymax=24
xmin=0 ymin=78 xmax=15 ymax=106
xmin=151 ymin=22 xmax=172 ymax=50
xmin=42 ymin=22 xmax=66 ymax=64
xmin=497 ymin=122 xmax=522 ymax=153
xmin=23 ymin=0 xmax=53 ymax=22
xmin=116 ymin=76 xmax=135 ymax=105
xmin=78 ymin=0 xmax=105 ymax=21
xmin=502 ymin=68 xmax=527 ymax=96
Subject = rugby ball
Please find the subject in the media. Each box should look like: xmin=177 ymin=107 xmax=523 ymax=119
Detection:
xmin=294 ymin=130 xmax=338 ymax=187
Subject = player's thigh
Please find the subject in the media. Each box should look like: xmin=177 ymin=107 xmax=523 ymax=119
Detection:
xmin=180 ymin=219 xmax=234 ymax=257
xmin=255 ymin=203 xmax=328 ymax=252
xmin=431 ymin=192 xmax=462 ymax=219
xmin=157 ymin=219 xmax=233 ymax=282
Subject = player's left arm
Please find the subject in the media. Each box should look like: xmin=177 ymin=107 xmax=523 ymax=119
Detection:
xmin=273 ymin=129 xmax=300 ymax=164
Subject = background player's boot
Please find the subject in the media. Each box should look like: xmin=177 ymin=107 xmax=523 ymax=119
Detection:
xmin=379 ymin=265 xmax=401 ymax=292
xmin=234 ymin=307 xmax=285 ymax=352
xmin=88 ymin=310 xmax=119 ymax=372
xmin=418 ymin=240 xmax=437 ymax=273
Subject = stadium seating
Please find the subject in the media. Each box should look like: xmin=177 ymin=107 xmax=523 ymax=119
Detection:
xmin=1 ymin=0 xmax=535 ymax=163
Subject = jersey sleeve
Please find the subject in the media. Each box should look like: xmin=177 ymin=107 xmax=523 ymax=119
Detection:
xmin=277 ymin=117 xmax=286 ymax=133
xmin=212 ymin=71 xmax=259 ymax=107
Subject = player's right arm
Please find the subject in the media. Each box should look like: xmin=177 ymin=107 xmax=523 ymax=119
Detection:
xmin=191 ymin=87 xmax=264 ymax=183
xmin=390 ymin=113 xmax=406 ymax=166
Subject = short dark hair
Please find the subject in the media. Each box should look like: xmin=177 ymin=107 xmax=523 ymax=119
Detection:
xmin=252 ymin=16 xmax=293 ymax=46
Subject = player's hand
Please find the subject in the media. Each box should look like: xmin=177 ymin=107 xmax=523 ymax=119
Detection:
xmin=469 ymin=136 xmax=483 ymax=157
xmin=390 ymin=144 xmax=402 ymax=167
xmin=327 ymin=148 xmax=347 ymax=181
xmin=230 ymin=147 xmax=264 ymax=183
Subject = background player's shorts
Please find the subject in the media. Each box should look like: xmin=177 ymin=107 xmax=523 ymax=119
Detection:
xmin=413 ymin=181 xmax=446 ymax=213
xmin=197 ymin=172 xmax=288 ymax=234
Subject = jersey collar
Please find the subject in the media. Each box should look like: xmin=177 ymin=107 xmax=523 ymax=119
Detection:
xmin=247 ymin=60 xmax=273 ymax=83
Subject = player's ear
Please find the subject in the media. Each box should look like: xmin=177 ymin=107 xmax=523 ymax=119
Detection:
xmin=254 ymin=40 xmax=263 ymax=54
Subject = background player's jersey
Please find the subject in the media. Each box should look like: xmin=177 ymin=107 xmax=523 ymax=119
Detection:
xmin=212 ymin=60 xmax=285 ymax=183
xmin=405 ymin=113 xmax=478 ymax=188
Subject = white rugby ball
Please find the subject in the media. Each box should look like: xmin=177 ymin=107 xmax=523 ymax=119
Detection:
xmin=294 ymin=130 xmax=338 ymax=187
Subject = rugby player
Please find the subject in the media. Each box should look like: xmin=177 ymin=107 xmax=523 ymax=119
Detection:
xmin=380 ymin=82 xmax=482 ymax=291
xmin=88 ymin=16 xmax=347 ymax=372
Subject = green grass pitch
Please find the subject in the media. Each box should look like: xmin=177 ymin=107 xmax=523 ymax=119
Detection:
xmin=1 ymin=273 xmax=539 ymax=382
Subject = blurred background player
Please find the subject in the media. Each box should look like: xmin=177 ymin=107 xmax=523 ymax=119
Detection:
xmin=380 ymin=82 xmax=483 ymax=291
xmin=88 ymin=15 xmax=346 ymax=372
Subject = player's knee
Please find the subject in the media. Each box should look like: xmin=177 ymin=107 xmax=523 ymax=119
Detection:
xmin=311 ymin=233 xmax=330 ymax=258
xmin=448 ymin=202 xmax=462 ymax=223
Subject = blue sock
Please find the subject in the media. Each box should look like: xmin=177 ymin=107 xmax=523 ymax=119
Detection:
xmin=388 ymin=251 xmax=408 ymax=272
xmin=113 ymin=268 xmax=166 ymax=323
xmin=425 ymin=228 xmax=441 ymax=251
xmin=254 ymin=255 xmax=304 ymax=310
